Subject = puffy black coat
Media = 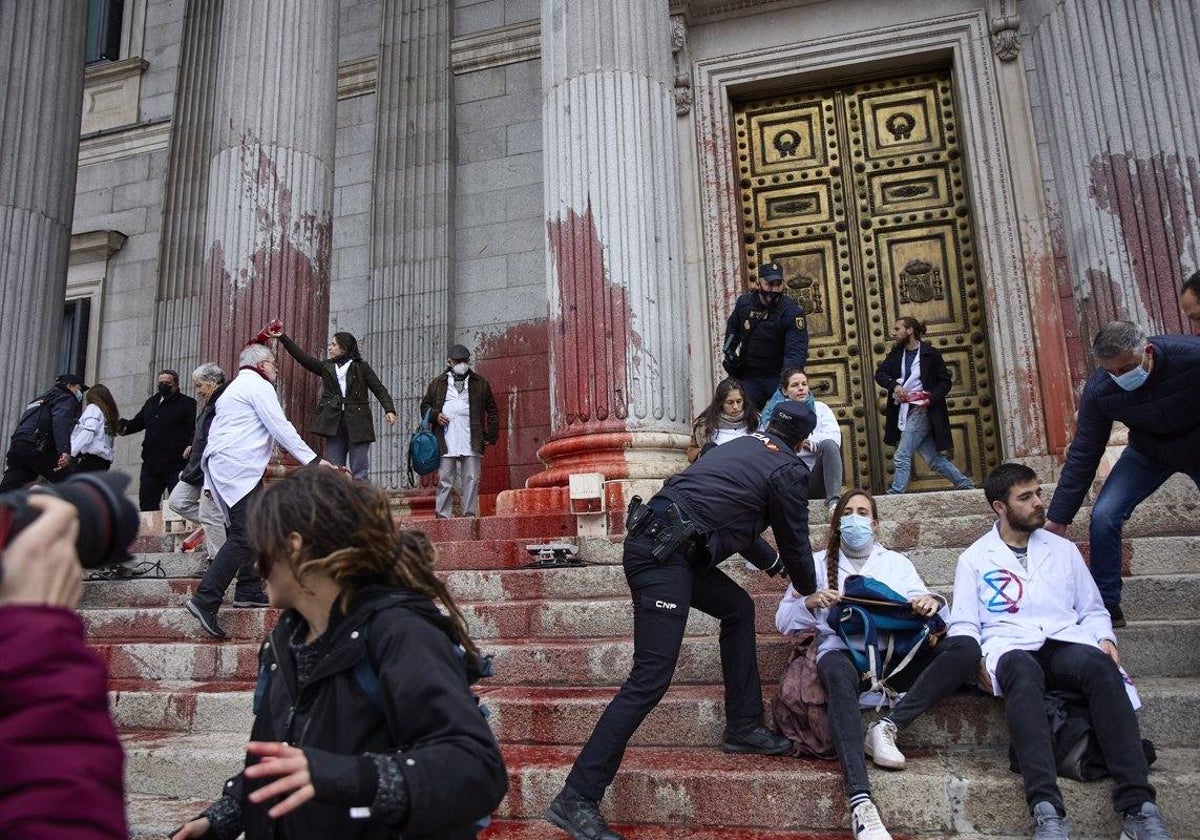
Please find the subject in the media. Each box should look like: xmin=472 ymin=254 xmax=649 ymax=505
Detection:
xmin=121 ymin=390 xmax=196 ymax=470
xmin=874 ymin=342 xmax=954 ymax=451
xmin=220 ymin=587 xmax=507 ymax=840
xmin=179 ymin=381 xmax=228 ymax=486
xmin=276 ymin=334 xmax=396 ymax=444
xmin=1048 ymin=335 xmax=1200 ymax=525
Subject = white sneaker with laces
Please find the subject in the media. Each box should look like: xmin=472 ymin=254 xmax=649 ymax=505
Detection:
xmin=850 ymin=800 xmax=893 ymax=840
xmin=864 ymin=719 xmax=906 ymax=769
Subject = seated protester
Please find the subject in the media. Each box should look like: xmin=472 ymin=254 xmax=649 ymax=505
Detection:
xmin=776 ymin=488 xmax=981 ymax=840
xmin=171 ymin=467 xmax=508 ymax=840
xmin=760 ymin=368 xmax=843 ymax=512
xmin=686 ymin=378 xmax=760 ymax=462
xmin=949 ymin=463 xmax=1171 ymax=840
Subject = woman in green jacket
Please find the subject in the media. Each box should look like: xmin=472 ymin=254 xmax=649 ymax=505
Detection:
xmin=269 ymin=326 xmax=396 ymax=480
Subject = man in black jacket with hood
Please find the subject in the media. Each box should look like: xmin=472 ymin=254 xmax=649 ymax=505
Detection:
xmin=1046 ymin=321 xmax=1200 ymax=626
xmin=0 ymin=373 xmax=86 ymax=492
xmin=121 ymin=369 xmax=197 ymax=511
xmin=546 ymin=400 xmax=819 ymax=840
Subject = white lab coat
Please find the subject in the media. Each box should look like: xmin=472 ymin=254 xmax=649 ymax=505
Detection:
xmin=70 ymin=403 xmax=115 ymax=461
xmin=202 ymin=369 xmax=318 ymax=513
xmin=947 ymin=524 xmax=1116 ymax=696
xmin=441 ymin=374 xmax=473 ymax=457
xmin=775 ymin=542 xmax=948 ymax=661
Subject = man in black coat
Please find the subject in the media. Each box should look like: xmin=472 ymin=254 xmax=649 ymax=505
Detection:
xmin=1046 ymin=321 xmax=1200 ymax=626
xmin=121 ymin=369 xmax=197 ymax=511
xmin=0 ymin=374 xmax=86 ymax=492
xmin=546 ymin=401 xmax=819 ymax=840
xmin=874 ymin=316 xmax=974 ymax=494
xmin=723 ymin=261 xmax=809 ymax=410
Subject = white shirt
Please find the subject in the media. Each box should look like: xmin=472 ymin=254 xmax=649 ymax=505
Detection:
xmin=711 ymin=426 xmax=750 ymax=446
xmin=202 ymin=370 xmax=318 ymax=511
xmin=775 ymin=542 xmax=947 ymax=661
xmin=798 ymin=400 xmax=841 ymax=470
xmin=69 ymin=403 xmax=115 ymax=461
xmin=441 ymin=373 xmax=473 ymax=457
xmin=948 ymin=524 xmax=1116 ymax=696
xmin=334 ymin=359 xmax=352 ymax=398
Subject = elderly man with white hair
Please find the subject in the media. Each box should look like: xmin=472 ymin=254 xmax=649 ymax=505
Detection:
xmin=168 ymin=363 xmax=230 ymax=568
xmin=185 ymin=343 xmax=330 ymax=638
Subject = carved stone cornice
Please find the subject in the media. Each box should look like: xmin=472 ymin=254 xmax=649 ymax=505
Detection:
xmin=69 ymin=230 xmax=128 ymax=265
xmin=338 ymin=55 xmax=377 ymax=99
xmin=990 ymin=14 xmax=1020 ymax=61
xmin=451 ymin=20 xmax=540 ymax=75
xmin=670 ymin=14 xmax=693 ymax=116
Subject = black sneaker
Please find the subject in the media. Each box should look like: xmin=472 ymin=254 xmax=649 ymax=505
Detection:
xmin=545 ymin=787 xmax=623 ymax=840
xmin=231 ymin=591 xmax=269 ymax=608
xmin=722 ymin=722 xmax=793 ymax=755
xmin=185 ymin=597 xmax=228 ymax=639
xmin=1107 ymin=602 xmax=1127 ymax=628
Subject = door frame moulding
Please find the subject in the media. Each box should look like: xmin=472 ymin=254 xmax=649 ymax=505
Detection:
xmin=692 ymin=10 xmax=1048 ymax=460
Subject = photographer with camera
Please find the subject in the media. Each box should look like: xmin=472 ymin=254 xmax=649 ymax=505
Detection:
xmin=0 ymin=472 xmax=141 ymax=839
xmin=0 ymin=373 xmax=87 ymax=492
xmin=546 ymin=400 xmax=819 ymax=840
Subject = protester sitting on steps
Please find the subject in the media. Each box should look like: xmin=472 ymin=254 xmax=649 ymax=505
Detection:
xmin=760 ymin=367 xmax=843 ymax=512
xmin=776 ymin=488 xmax=981 ymax=840
xmin=951 ymin=463 xmax=1172 ymax=840
xmin=686 ymin=377 xmax=760 ymax=462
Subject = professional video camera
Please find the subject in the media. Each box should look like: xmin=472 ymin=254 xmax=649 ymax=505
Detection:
xmin=0 ymin=472 xmax=140 ymax=583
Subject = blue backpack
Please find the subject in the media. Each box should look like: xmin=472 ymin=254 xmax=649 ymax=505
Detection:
xmin=407 ymin=408 xmax=441 ymax=485
xmin=827 ymin=575 xmax=946 ymax=701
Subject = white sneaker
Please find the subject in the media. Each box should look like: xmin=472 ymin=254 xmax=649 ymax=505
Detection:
xmin=864 ymin=719 xmax=906 ymax=769
xmin=850 ymin=800 xmax=893 ymax=840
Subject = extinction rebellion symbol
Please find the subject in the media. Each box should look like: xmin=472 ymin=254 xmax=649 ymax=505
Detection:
xmin=982 ymin=568 xmax=1024 ymax=614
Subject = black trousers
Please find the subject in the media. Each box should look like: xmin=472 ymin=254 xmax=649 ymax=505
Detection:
xmin=818 ymin=635 xmax=981 ymax=798
xmin=192 ymin=486 xmax=263 ymax=613
xmin=74 ymin=453 xmax=111 ymax=473
xmin=139 ymin=462 xmax=183 ymax=511
xmin=0 ymin=443 xmax=68 ymax=492
xmin=996 ymin=640 xmax=1154 ymax=815
xmin=565 ymin=529 xmax=762 ymax=802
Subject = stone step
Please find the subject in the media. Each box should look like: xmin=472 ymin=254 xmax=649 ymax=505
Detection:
xmin=91 ymin=618 xmax=1200 ymax=684
xmin=120 ymin=734 xmax=1200 ymax=837
xmin=396 ymin=513 xmax=577 ymax=543
xmin=108 ymin=676 xmax=1198 ymax=751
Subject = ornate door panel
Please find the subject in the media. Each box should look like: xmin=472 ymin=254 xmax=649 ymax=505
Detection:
xmin=733 ymin=71 xmax=999 ymax=492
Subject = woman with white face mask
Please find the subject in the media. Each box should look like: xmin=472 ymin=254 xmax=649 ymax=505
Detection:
xmin=775 ymin=489 xmax=981 ymax=840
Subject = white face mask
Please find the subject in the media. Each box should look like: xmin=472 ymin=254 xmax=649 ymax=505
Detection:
xmin=451 ymin=362 xmax=470 ymax=376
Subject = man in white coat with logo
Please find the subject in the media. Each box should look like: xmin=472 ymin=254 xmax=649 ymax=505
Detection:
xmin=948 ymin=463 xmax=1170 ymax=840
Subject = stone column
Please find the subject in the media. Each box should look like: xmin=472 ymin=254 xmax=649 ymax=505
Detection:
xmin=0 ymin=1 xmax=87 ymax=443
xmin=533 ymin=0 xmax=690 ymax=487
xmin=366 ymin=0 xmax=453 ymax=489
xmin=199 ymin=0 xmax=338 ymax=441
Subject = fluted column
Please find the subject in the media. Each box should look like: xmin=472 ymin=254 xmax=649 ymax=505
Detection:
xmin=367 ymin=0 xmax=453 ymax=489
xmin=0 ymin=1 xmax=87 ymax=443
xmin=199 ymin=1 xmax=338 ymax=442
xmin=532 ymin=0 xmax=690 ymax=487
xmin=154 ymin=0 xmax=224 ymax=382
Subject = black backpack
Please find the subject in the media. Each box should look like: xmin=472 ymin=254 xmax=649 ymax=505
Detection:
xmin=10 ymin=390 xmax=56 ymax=453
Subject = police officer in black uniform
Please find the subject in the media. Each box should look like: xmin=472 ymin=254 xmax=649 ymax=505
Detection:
xmin=723 ymin=261 xmax=809 ymax=410
xmin=546 ymin=401 xmax=820 ymax=840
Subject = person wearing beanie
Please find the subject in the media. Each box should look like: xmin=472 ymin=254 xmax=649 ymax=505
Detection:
xmin=546 ymin=400 xmax=820 ymax=840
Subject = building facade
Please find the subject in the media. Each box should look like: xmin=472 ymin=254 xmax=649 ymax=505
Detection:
xmin=3 ymin=0 xmax=1197 ymax=501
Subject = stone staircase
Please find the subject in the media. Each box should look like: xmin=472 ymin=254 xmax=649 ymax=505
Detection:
xmin=88 ymin=482 xmax=1200 ymax=839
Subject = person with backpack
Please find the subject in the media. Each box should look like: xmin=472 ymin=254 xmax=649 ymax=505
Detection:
xmin=775 ymin=488 xmax=981 ymax=840
xmin=0 ymin=374 xmax=87 ymax=492
xmin=950 ymin=463 xmax=1172 ymax=840
xmin=169 ymin=467 xmax=508 ymax=840
xmin=419 ymin=345 xmax=499 ymax=518
xmin=69 ymin=384 xmax=121 ymax=473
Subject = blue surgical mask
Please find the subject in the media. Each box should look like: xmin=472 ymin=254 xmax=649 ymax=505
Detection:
xmin=839 ymin=513 xmax=874 ymax=550
xmin=1109 ymin=361 xmax=1150 ymax=391
xmin=75 ymin=389 xmax=84 ymax=403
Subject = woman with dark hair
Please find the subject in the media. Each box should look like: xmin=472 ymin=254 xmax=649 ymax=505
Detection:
xmin=686 ymin=378 xmax=760 ymax=462
xmin=171 ymin=467 xmax=508 ymax=840
xmin=268 ymin=326 xmax=397 ymax=480
xmin=774 ymin=488 xmax=980 ymax=840
xmin=69 ymin=383 xmax=120 ymax=472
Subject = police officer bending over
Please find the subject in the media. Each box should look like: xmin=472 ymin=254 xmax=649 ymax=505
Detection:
xmin=546 ymin=400 xmax=820 ymax=840
xmin=723 ymin=261 xmax=809 ymax=410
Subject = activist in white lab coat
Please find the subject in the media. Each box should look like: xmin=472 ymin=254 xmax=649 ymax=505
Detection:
xmin=185 ymin=342 xmax=331 ymax=640
xmin=947 ymin=463 xmax=1168 ymax=840
xmin=775 ymin=489 xmax=980 ymax=840
xmin=759 ymin=368 xmax=843 ymax=509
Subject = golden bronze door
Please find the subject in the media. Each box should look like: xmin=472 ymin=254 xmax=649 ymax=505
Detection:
xmin=733 ymin=70 xmax=999 ymax=492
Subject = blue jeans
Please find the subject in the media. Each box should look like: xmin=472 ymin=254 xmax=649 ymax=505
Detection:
xmin=888 ymin=408 xmax=973 ymax=493
xmin=1089 ymin=446 xmax=1200 ymax=606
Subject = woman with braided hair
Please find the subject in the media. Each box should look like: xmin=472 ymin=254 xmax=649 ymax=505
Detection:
xmin=171 ymin=467 xmax=507 ymax=840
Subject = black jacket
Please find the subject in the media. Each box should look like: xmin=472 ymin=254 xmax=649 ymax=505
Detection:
xmin=10 ymin=384 xmax=83 ymax=456
xmin=724 ymin=292 xmax=809 ymax=376
xmin=215 ymin=587 xmax=507 ymax=840
xmin=277 ymin=334 xmax=395 ymax=444
xmin=874 ymin=342 xmax=954 ymax=451
xmin=121 ymin=390 xmax=197 ymax=470
xmin=657 ymin=431 xmax=817 ymax=594
xmin=178 ymin=382 xmax=228 ymax=486
xmin=1048 ymin=335 xmax=1200 ymax=525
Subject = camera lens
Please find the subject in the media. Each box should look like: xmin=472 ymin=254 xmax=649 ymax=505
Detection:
xmin=35 ymin=473 xmax=140 ymax=568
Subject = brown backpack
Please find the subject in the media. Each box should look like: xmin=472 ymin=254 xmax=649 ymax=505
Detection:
xmin=771 ymin=631 xmax=837 ymax=759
